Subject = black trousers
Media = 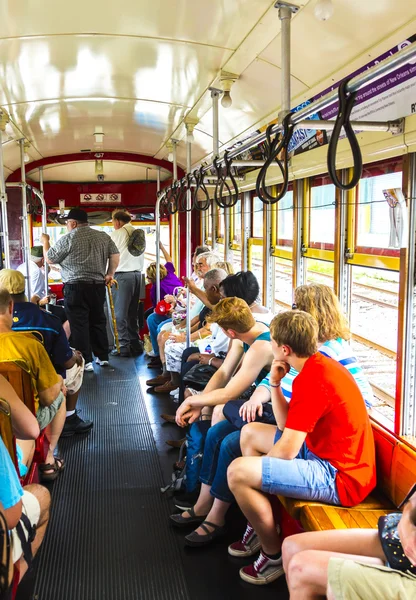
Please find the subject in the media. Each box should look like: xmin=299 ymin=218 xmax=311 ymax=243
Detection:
xmin=64 ymin=281 xmax=108 ymax=363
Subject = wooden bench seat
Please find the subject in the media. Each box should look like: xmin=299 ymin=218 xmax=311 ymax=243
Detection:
xmin=279 ymin=420 xmax=416 ymax=532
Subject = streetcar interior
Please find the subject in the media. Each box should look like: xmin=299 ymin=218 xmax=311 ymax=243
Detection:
xmin=0 ymin=1 xmax=416 ymax=599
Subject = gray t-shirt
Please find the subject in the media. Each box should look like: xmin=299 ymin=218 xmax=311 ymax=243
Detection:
xmin=47 ymin=226 xmax=119 ymax=283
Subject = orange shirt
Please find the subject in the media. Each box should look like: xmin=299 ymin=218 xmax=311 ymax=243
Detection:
xmin=285 ymin=353 xmax=376 ymax=507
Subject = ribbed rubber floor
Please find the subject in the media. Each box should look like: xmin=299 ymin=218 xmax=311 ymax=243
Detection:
xmin=34 ymin=358 xmax=190 ymax=600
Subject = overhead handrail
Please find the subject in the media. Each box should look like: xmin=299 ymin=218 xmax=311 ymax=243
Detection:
xmin=255 ymin=112 xmax=295 ymax=204
xmin=213 ymin=152 xmax=239 ymax=208
xmin=327 ymin=78 xmax=363 ymax=190
xmin=193 ymin=166 xmax=211 ymax=211
xmin=165 ymin=181 xmax=179 ymax=215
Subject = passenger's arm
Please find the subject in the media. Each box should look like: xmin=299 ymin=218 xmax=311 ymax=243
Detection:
xmin=398 ymin=487 xmax=416 ymax=565
xmin=183 ymin=278 xmax=213 ymax=309
xmin=0 ymin=375 xmax=40 ymax=440
xmin=239 ymin=385 xmax=271 ymax=424
xmin=268 ymin=360 xmax=291 ymax=430
xmin=159 ymin=242 xmax=173 ymax=264
xmin=267 ymin=428 xmax=307 ymax=460
xmin=105 ymin=253 xmax=120 ymax=284
xmin=176 ymin=340 xmax=244 ymax=426
xmin=41 ymin=233 xmax=69 ymax=266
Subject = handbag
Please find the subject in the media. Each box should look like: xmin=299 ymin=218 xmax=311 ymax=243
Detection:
xmin=183 ymin=364 xmax=217 ymax=390
xmin=377 ymin=483 xmax=416 ymax=577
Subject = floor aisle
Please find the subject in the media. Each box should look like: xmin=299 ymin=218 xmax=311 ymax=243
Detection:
xmin=22 ymin=355 xmax=288 ymax=600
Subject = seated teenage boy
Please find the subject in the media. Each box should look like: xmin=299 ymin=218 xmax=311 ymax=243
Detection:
xmin=175 ymin=296 xmax=273 ymax=427
xmin=0 ymin=269 xmax=93 ymax=437
xmin=227 ymin=310 xmax=376 ymax=586
xmin=0 ymin=287 xmax=66 ymax=482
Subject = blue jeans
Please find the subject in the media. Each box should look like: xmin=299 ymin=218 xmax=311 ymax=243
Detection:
xmin=146 ymin=312 xmax=171 ymax=354
xmin=261 ymin=429 xmax=341 ymax=505
xmin=199 ymin=420 xmax=241 ymax=503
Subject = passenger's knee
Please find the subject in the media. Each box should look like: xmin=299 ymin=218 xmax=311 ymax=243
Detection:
xmin=227 ymin=457 xmax=246 ymax=491
xmin=24 ymin=484 xmax=51 ymax=521
xmin=211 ymin=404 xmax=224 ymax=425
xmin=240 ymin=422 xmax=260 ymax=452
xmin=282 ymin=535 xmax=302 ymax=575
xmin=287 ymin=550 xmax=315 ymax=591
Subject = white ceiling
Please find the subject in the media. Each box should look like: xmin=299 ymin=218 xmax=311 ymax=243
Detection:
xmin=0 ymin=0 xmax=414 ymax=181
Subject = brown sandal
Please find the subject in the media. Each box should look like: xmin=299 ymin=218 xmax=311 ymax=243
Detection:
xmin=39 ymin=456 xmax=65 ymax=482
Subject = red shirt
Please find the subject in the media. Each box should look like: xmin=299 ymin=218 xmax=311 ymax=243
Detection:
xmin=285 ymin=353 xmax=376 ymax=507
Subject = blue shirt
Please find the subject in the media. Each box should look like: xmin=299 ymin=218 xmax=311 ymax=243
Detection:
xmin=12 ymin=302 xmax=73 ymax=378
xmin=0 ymin=438 xmax=23 ymax=510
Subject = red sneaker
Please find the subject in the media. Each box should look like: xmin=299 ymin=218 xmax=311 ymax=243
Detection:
xmin=239 ymin=551 xmax=284 ymax=585
xmin=228 ymin=522 xmax=261 ymax=557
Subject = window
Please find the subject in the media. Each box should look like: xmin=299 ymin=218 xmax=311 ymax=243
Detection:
xmin=310 ymin=182 xmax=336 ymax=246
xmin=274 ymin=257 xmax=293 ymax=307
xmin=252 ymin=197 xmax=264 ymax=237
xmin=357 ymin=171 xmax=403 ymax=249
xmin=277 ymin=190 xmax=294 ymax=245
xmin=305 ymin=258 xmax=334 ymax=288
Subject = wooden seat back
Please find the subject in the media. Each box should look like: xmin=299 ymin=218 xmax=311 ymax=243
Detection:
xmin=0 ymin=360 xmax=36 ymax=415
xmin=0 ymin=398 xmax=16 ymax=464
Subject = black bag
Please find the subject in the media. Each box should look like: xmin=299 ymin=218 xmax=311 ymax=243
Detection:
xmin=127 ymin=228 xmax=146 ymax=257
xmin=183 ymin=364 xmax=217 ymax=390
xmin=377 ymin=483 xmax=416 ymax=577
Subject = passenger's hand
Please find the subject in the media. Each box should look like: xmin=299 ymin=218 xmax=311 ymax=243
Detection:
xmin=40 ymin=233 xmax=50 ymax=244
xmin=183 ymin=277 xmax=197 ymax=294
xmin=239 ymin=398 xmax=263 ymax=423
xmin=175 ymin=399 xmax=197 ymax=427
xmin=398 ymin=512 xmax=416 ymax=566
xmin=169 ymin=333 xmax=186 ymax=343
xmin=198 ymin=354 xmax=211 ymax=365
xmin=105 ymin=274 xmax=114 ymax=285
xmin=39 ymin=296 xmax=50 ymax=306
xmin=269 ymin=359 xmax=290 ymax=386
xmin=164 ymin=294 xmax=176 ymax=306
xmin=30 ymin=294 xmax=41 ymax=305
xmin=74 ymin=350 xmax=84 ymax=367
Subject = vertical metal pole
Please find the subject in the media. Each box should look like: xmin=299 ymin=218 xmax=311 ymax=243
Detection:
xmin=293 ymin=179 xmax=305 ymax=289
xmin=263 ymin=204 xmax=275 ymax=311
xmin=39 ymin=167 xmax=50 ymax=306
xmin=155 ymin=169 xmax=161 ymax=304
xmin=0 ymin=128 xmax=10 ymax=268
xmin=19 ymin=139 xmax=31 ymax=299
xmin=186 ymin=130 xmax=192 ymax=347
xmin=334 ymin=172 xmax=351 ymax=317
xmin=171 ymin=140 xmax=179 ymax=269
xmin=401 ymin=153 xmax=416 ymax=436
xmin=278 ymin=4 xmax=293 ymax=122
xmin=241 ymin=191 xmax=251 ymax=271
xmin=211 ymin=89 xmax=220 ymax=253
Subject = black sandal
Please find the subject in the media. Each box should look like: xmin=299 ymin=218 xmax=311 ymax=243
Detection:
xmin=39 ymin=456 xmax=65 ymax=482
xmin=184 ymin=520 xmax=227 ymax=547
xmin=169 ymin=506 xmax=208 ymax=528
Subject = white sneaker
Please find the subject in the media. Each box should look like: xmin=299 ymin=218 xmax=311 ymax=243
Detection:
xmin=95 ymin=358 xmax=109 ymax=367
xmin=170 ymin=388 xmax=180 ymax=397
xmin=84 ymin=362 xmax=94 ymax=372
xmin=146 ymin=350 xmax=156 ymax=358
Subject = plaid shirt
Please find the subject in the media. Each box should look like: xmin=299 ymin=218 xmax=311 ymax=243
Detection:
xmin=47 ymin=226 xmax=119 ymax=283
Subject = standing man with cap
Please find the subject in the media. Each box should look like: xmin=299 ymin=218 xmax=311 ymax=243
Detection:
xmin=17 ymin=245 xmax=47 ymax=301
xmin=41 ymin=208 xmax=120 ymax=372
xmin=110 ymin=211 xmax=145 ymax=357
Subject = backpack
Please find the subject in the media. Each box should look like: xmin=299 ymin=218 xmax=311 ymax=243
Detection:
xmin=126 ymin=228 xmax=146 ymax=257
xmin=161 ymin=440 xmax=188 ymax=494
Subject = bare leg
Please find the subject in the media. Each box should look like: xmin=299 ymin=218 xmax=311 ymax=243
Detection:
xmin=228 ymin=456 xmax=280 ymax=554
xmin=66 ymin=390 xmax=79 ymax=412
xmin=211 ymin=404 xmax=225 ymax=426
xmin=193 ymin=497 xmax=231 ymax=535
xmin=158 ymin=331 xmax=170 ymax=365
xmin=288 ymin=548 xmax=384 ymax=600
xmin=18 ymin=484 xmax=51 ymax=580
xmin=63 ymin=320 xmax=71 ymax=339
xmin=43 ymin=398 xmax=66 ymax=469
xmin=240 ymin=422 xmax=277 ymax=457
xmin=180 ymin=483 xmax=214 ymax=520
